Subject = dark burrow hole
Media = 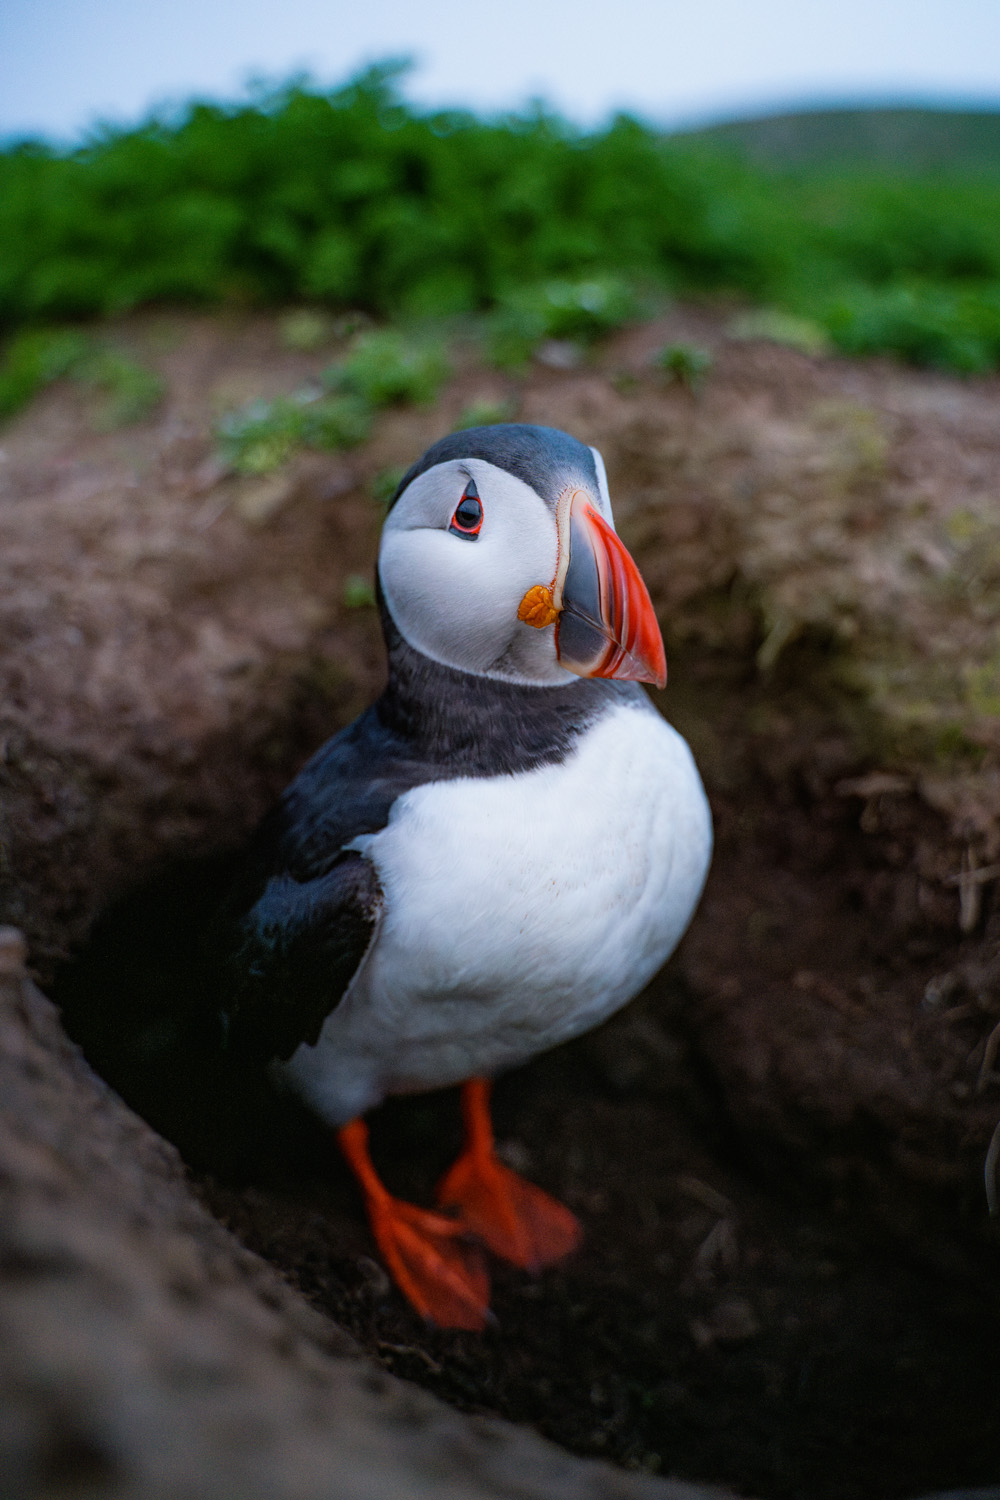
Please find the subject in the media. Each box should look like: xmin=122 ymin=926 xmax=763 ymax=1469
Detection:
xmin=53 ymin=822 xmax=1000 ymax=1500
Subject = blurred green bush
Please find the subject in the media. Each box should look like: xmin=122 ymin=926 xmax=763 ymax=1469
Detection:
xmin=215 ymin=329 xmax=449 ymax=473
xmin=654 ymin=342 xmax=714 ymax=391
xmin=324 ymin=329 xmax=449 ymax=406
xmin=2 ymin=62 xmax=1000 ymax=374
xmin=216 ymin=390 xmax=371 ymax=473
xmin=487 ymin=276 xmax=638 ymax=367
xmin=0 ymin=327 xmax=163 ymax=423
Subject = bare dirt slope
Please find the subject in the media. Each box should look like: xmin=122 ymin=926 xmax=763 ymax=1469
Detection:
xmin=3 ymin=307 xmax=1000 ymax=1499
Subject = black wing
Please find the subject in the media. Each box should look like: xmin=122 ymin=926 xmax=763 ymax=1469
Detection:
xmin=210 ymin=703 xmax=406 ymax=1064
xmin=218 ymin=850 xmax=382 ymax=1063
xmin=211 ymin=689 xmax=443 ymax=1063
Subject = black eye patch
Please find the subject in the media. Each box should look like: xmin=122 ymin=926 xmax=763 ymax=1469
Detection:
xmin=449 ymin=480 xmax=484 ymax=539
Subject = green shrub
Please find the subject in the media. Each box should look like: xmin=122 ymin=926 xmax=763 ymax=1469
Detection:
xmin=526 ymin=276 xmax=638 ymax=342
xmin=0 ymin=327 xmax=162 ymax=423
xmin=279 ymin=308 xmax=335 ymax=351
xmin=76 ymin=348 xmax=164 ymax=426
xmin=217 ymin=389 xmax=371 ymax=473
xmin=728 ymin=309 xmax=831 ymax=356
xmin=325 ymin=330 xmax=449 ymax=407
xmin=487 ymin=275 xmax=637 ymax=367
xmin=2 ymin=65 xmax=1000 ymax=371
xmin=341 ymin=573 xmax=376 ymax=609
xmin=0 ymin=328 xmax=90 ymax=417
xmin=654 ymin=342 xmax=713 ymax=390
xmin=456 ymin=397 xmax=517 ymax=429
xmin=370 ymin=465 xmax=407 ymax=509
xmin=820 ymin=281 xmax=1000 ymax=373
xmin=216 ymin=326 xmax=446 ymax=474
xmin=216 ymin=398 xmax=302 ymax=474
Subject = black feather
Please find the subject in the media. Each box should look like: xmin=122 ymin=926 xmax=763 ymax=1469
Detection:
xmin=219 ymin=851 xmax=382 ymax=1063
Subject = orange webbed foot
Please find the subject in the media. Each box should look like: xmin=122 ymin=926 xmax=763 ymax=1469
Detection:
xmin=367 ymin=1194 xmax=491 ymax=1331
xmin=338 ymin=1118 xmax=490 ymax=1331
xmin=437 ymin=1149 xmax=581 ymax=1270
xmin=436 ymin=1078 xmax=582 ymax=1272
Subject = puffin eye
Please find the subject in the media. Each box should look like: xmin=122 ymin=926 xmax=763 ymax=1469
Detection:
xmin=449 ymin=481 xmax=483 ymax=539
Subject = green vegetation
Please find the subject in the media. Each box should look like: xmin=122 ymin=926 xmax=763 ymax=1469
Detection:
xmin=688 ymin=106 xmax=1000 ymax=174
xmin=456 ymin=397 xmax=518 ymax=429
xmin=341 ymin=574 xmax=376 ymax=609
xmin=822 ymin=281 xmax=1000 ymax=374
xmin=370 ymin=465 xmax=407 ymax=510
xmin=0 ymin=327 xmax=163 ymax=423
xmin=278 ymin=308 xmax=336 ymax=352
xmin=326 ymin=329 xmax=449 ymax=406
xmin=76 ymin=347 xmax=165 ymax=427
xmin=728 ymin=308 xmax=830 ymax=356
xmin=0 ymin=329 xmax=90 ymax=418
xmin=2 ymin=67 xmax=1000 ymax=386
xmin=487 ymin=276 xmax=639 ymax=367
xmin=654 ymin=342 xmax=713 ymax=391
xmin=216 ymin=390 xmax=371 ymax=474
xmin=215 ymin=328 xmax=449 ymax=474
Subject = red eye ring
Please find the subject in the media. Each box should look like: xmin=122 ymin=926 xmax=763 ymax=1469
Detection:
xmin=449 ymin=480 xmax=483 ymax=538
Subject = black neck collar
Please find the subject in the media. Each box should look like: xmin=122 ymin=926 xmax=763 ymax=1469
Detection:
xmin=374 ymin=597 xmax=638 ymax=777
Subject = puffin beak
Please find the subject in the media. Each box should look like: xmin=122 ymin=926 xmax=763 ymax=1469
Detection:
xmin=545 ymin=488 xmax=667 ymax=688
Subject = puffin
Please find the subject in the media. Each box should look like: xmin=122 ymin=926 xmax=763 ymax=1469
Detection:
xmin=215 ymin=423 xmax=712 ymax=1329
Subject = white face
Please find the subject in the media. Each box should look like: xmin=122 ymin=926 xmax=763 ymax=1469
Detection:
xmin=379 ymin=455 xmax=611 ymax=687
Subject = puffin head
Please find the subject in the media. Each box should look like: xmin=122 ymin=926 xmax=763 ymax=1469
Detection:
xmin=378 ymin=423 xmax=666 ymax=690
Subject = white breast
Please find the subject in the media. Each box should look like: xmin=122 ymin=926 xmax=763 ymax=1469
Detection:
xmin=279 ymin=701 xmax=712 ymax=1125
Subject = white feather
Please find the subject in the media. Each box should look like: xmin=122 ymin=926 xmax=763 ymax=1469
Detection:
xmin=279 ymin=700 xmax=711 ymax=1125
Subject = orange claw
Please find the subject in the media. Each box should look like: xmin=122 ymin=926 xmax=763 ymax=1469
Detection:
xmin=436 ymin=1079 xmax=582 ymax=1272
xmin=337 ymin=1118 xmax=490 ymax=1331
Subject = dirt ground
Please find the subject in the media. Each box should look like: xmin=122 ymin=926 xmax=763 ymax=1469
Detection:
xmin=5 ymin=305 xmax=1000 ymax=1499
xmin=54 ymin=742 xmax=1000 ymax=1500
xmin=4 ymin=948 xmax=717 ymax=1500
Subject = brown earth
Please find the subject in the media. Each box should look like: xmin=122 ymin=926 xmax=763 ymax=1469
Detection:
xmin=3 ymin=306 xmax=1000 ymax=1499
xmin=0 ymin=926 xmax=725 ymax=1500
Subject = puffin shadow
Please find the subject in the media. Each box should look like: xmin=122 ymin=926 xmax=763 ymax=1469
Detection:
xmin=52 ymin=851 xmax=326 ymax=1184
xmin=51 ymin=852 xmax=467 ymax=1198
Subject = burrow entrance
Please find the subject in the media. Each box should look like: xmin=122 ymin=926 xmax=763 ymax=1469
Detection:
xmin=53 ymin=710 xmax=1000 ymax=1500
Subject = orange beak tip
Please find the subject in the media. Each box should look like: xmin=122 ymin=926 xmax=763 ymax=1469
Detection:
xmin=558 ymin=495 xmax=667 ymax=688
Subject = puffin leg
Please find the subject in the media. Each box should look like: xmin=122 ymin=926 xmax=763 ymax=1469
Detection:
xmin=336 ymin=1117 xmax=490 ymax=1331
xmin=435 ymin=1078 xmax=582 ymax=1272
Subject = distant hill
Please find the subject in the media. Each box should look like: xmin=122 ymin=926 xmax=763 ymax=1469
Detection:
xmin=680 ymin=107 xmax=1000 ymax=174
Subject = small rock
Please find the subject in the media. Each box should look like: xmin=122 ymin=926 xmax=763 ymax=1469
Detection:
xmin=690 ymin=1295 xmax=760 ymax=1347
xmin=189 ymin=455 xmax=231 ymax=494
xmin=233 ymin=473 xmax=295 ymax=527
xmin=495 ymin=1138 xmax=533 ymax=1174
xmin=0 ymin=927 xmax=27 ymax=977
xmin=536 ymin=339 xmax=583 ymax=370
xmin=356 ymin=1256 xmax=391 ymax=1299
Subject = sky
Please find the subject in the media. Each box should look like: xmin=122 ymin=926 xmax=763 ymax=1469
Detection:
xmin=1 ymin=0 xmax=999 ymax=143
